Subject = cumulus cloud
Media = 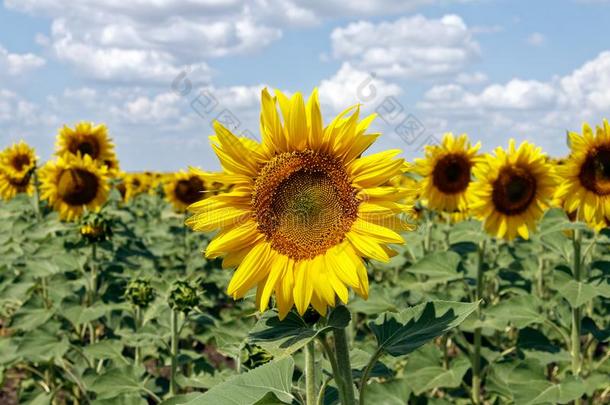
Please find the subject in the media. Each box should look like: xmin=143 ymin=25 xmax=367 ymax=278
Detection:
xmin=0 ymin=45 xmax=45 ymax=76
xmin=330 ymin=15 xmax=480 ymax=78
xmin=5 ymin=0 xmax=280 ymax=84
xmin=318 ymin=62 xmax=402 ymax=113
xmin=417 ymin=51 xmax=610 ymax=154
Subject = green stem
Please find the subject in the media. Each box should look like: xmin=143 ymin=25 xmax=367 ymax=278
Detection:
xmin=571 ymin=230 xmax=583 ymax=404
xmin=33 ymin=168 xmax=42 ymax=220
xmin=333 ymin=326 xmax=356 ymax=405
xmin=359 ymin=348 xmax=383 ymax=405
xmin=134 ymin=306 xmax=142 ymax=365
xmin=40 ymin=277 xmax=50 ymax=308
xmin=305 ymin=340 xmax=317 ymax=405
xmin=472 ymin=240 xmax=486 ymax=404
xmin=170 ymin=310 xmax=179 ymax=396
xmin=316 ymin=378 xmax=330 ymax=405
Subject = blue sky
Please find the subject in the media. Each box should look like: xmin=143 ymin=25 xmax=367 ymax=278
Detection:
xmin=1 ymin=0 xmax=610 ymax=171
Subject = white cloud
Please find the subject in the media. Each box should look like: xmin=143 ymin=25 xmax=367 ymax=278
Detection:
xmin=5 ymin=0 xmax=280 ymax=84
xmin=330 ymin=15 xmax=480 ymax=78
xmin=318 ymin=62 xmax=402 ymax=112
xmin=0 ymin=45 xmax=45 ymax=75
xmin=526 ymin=32 xmax=545 ymax=47
xmin=416 ymin=51 xmax=610 ymax=154
xmin=455 ymin=71 xmax=488 ymax=85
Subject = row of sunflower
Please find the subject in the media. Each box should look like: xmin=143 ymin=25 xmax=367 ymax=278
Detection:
xmin=412 ymin=121 xmax=610 ymax=240
xmin=0 ymin=122 xmax=220 ymax=220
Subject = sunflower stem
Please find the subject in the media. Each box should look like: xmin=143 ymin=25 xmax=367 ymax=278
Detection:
xmin=305 ymin=340 xmax=317 ymax=405
xmin=472 ymin=240 xmax=486 ymax=405
xmin=32 ymin=168 xmax=42 ymax=220
xmin=134 ymin=306 xmax=142 ymax=365
xmin=170 ymin=309 xmax=179 ymax=397
xmin=359 ymin=347 xmax=383 ymax=405
xmin=571 ymin=229 xmax=583 ymax=405
xmin=333 ymin=325 xmax=356 ymax=405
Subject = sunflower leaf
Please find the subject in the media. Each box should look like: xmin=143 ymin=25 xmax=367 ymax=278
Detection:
xmin=184 ymin=358 xmax=295 ymax=405
xmin=368 ymin=300 xmax=478 ymax=357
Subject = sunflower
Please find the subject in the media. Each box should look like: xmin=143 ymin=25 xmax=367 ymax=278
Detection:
xmin=164 ymin=171 xmax=207 ymax=211
xmin=469 ymin=140 xmax=556 ymax=240
xmin=414 ymin=133 xmax=480 ymax=213
xmin=186 ymin=88 xmax=414 ymax=318
xmin=39 ymin=154 xmax=109 ymax=221
xmin=0 ymin=141 xmax=37 ymax=200
xmin=119 ymin=173 xmax=151 ymax=202
xmin=55 ymin=122 xmax=119 ymax=172
xmin=554 ymin=120 xmax=610 ymax=229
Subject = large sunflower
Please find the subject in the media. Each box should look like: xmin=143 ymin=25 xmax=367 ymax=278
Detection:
xmin=0 ymin=141 xmax=37 ymax=200
xmin=164 ymin=171 xmax=206 ymax=211
xmin=554 ymin=120 xmax=610 ymax=229
xmin=469 ymin=140 xmax=556 ymax=240
xmin=55 ymin=122 xmax=119 ymax=172
xmin=415 ymin=133 xmax=480 ymax=212
xmin=187 ymin=89 xmax=414 ymax=318
xmin=40 ymin=154 xmax=109 ymax=221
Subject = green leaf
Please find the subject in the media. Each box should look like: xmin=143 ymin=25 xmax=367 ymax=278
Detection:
xmin=487 ymin=359 xmax=586 ymax=404
xmin=89 ymin=366 xmax=151 ymax=400
xmin=369 ymin=300 xmax=478 ymax=357
xmin=406 ymin=251 xmax=462 ymax=285
xmin=483 ymin=295 xmax=545 ymax=330
xmin=449 ymin=220 xmax=486 ymax=244
xmin=405 ymin=357 xmax=470 ymax=395
xmin=83 ymin=340 xmax=128 ymax=364
xmin=554 ymin=270 xmax=600 ymax=307
xmin=17 ymin=330 xmax=69 ymax=362
xmin=365 ymin=379 xmax=411 ymax=404
xmin=10 ymin=307 xmax=55 ymax=331
xmin=62 ymin=304 xmax=109 ymax=327
xmin=249 ymin=306 xmax=350 ymax=358
xmin=184 ymin=358 xmax=295 ymax=405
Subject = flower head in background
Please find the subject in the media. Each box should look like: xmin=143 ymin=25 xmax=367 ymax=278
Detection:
xmin=554 ymin=120 xmax=610 ymax=230
xmin=55 ymin=122 xmax=119 ymax=174
xmin=0 ymin=141 xmax=37 ymax=200
xmin=40 ymin=154 xmax=109 ymax=221
xmin=415 ymin=133 xmax=480 ymax=213
xmin=469 ymin=140 xmax=556 ymax=240
xmin=164 ymin=171 xmax=206 ymax=211
xmin=187 ymin=88 xmax=414 ymax=318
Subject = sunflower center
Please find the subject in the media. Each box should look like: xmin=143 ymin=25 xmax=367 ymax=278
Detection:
xmin=11 ymin=154 xmax=31 ymax=172
xmin=579 ymin=147 xmax=610 ymax=195
xmin=432 ymin=153 xmax=472 ymax=194
xmin=57 ymin=168 xmax=99 ymax=206
xmin=70 ymin=138 xmax=100 ymax=159
xmin=492 ymin=165 xmax=537 ymax=215
xmin=175 ymin=177 xmax=205 ymax=204
xmin=252 ymin=150 xmax=359 ymax=261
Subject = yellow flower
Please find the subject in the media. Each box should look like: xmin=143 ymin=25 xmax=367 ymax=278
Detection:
xmin=55 ymin=121 xmax=120 ymax=173
xmin=39 ymin=154 xmax=109 ymax=221
xmin=554 ymin=120 xmax=610 ymax=230
xmin=164 ymin=171 xmax=207 ymax=211
xmin=0 ymin=141 xmax=37 ymax=200
xmin=469 ymin=140 xmax=556 ymax=240
xmin=415 ymin=133 xmax=481 ymax=212
xmin=186 ymin=88 xmax=414 ymax=318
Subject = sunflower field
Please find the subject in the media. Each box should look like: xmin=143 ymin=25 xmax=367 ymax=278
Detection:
xmin=0 ymin=89 xmax=609 ymax=405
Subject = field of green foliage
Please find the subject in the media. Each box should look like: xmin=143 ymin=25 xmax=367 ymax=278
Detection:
xmin=0 ymin=188 xmax=608 ymax=405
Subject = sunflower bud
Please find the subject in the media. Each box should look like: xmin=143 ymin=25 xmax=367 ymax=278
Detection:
xmin=125 ymin=279 xmax=155 ymax=308
xmin=168 ymin=280 xmax=199 ymax=313
xmin=79 ymin=211 xmax=112 ymax=243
